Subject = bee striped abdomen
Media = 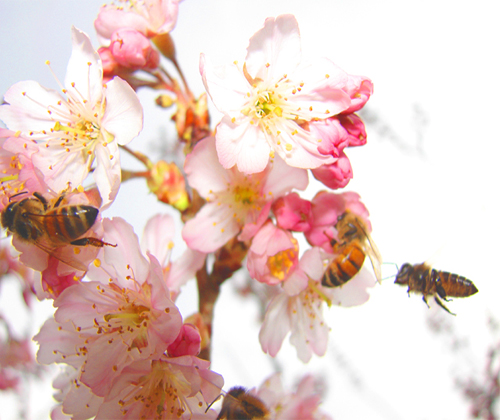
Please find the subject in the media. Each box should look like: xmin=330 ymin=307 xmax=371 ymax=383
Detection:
xmin=322 ymin=243 xmax=366 ymax=287
xmin=45 ymin=206 xmax=98 ymax=241
xmin=435 ymin=270 xmax=478 ymax=298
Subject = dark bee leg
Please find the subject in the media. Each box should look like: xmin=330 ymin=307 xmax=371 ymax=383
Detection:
xmin=71 ymin=238 xmax=117 ymax=248
xmin=436 ymin=283 xmax=452 ymax=302
xmin=52 ymin=194 xmax=66 ymax=208
xmin=33 ymin=192 xmax=49 ymax=210
xmin=421 ymin=295 xmax=431 ymax=308
xmin=434 ymin=296 xmax=456 ymax=316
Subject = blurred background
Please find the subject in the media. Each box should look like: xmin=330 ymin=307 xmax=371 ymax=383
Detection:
xmin=1 ymin=0 xmax=499 ymax=419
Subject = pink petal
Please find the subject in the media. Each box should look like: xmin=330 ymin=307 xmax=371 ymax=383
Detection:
xmin=182 ymin=203 xmax=239 ymax=253
xmin=184 ymin=136 xmax=231 ymax=197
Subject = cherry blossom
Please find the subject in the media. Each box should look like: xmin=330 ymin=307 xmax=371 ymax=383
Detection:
xmin=182 ymin=136 xmax=308 ymax=253
xmin=0 ymin=27 xmax=143 ymax=207
xmin=256 ymin=373 xmax=332 ymax=420
xmin=259 ymin=247 xmax=376 ymax=362
xmin=247 ymin=220 xmax=299 ymax=285
xmin=95 ymin=0 xmax=180 ymax=43
xmin=200 ymin=14 xmax=353 ymax=173
xmin=34 ymin=218 xmax=183 ymax=401
xmin=94 ymin=356 xmax=223 ymax=419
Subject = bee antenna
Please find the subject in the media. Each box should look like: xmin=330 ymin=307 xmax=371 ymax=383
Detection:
xmin=205 ymin=393 xmax=223 ymax=413
xmin=8 ymin=191 xmax=28 ymax=202
xmin=381 ymin=262 xmax=399 ymax=281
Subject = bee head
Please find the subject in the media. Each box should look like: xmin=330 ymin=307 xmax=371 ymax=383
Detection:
xmin=394 ymin=263 xmax=413 ymax=286
xmin=1 ymin=201 xmax=18 ymax=230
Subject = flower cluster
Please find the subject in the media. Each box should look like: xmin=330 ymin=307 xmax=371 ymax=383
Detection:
xmin=0 ymin=4 xmax=375 ymax=418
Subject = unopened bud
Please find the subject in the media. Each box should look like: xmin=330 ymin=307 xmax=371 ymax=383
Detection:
xmin=147 ymin=161 xmax=189 ymax=211
xmin=185 ymin=313 xmax=210 ymax=354
xmin=156 ymin=94 xmax=175 ymax=108
xmin=167 ymin=323 xmax=201 ymax=357
xmin=152 ymin=33 xmax=176 ymax=61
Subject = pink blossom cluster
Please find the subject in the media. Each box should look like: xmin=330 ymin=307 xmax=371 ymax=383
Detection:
xmin=0 ymin=4 xmax=376 ymax=418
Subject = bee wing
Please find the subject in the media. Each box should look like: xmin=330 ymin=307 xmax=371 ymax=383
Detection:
xmin=354 ymin=219 xmax=383 ymax=283
xmin=363 ymin=235 xmax=383 ymax=283
xmin=33 ymin=237 xmax=88 ymax=272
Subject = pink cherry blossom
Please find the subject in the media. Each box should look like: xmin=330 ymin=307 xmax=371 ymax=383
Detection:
xmin=0 ymin=27 xmax=143 ymax=208
xmin=273 ymin=192 xmax=312 ymax=232
xmin=259 ymin=248 xmax=330 ymax=362
xmin=256 ymin=373 xmax=332 ymax=420
xmin=247 ymin=220 xmax=299 ymax=285
xmin=95 ymin=0 xmax=180 ymax=43
xmin=94 ymin=356 xmax=223 ymax=419
xmin=34 ymin=217 xmax=183 ymax=399
xmin=182 ymin=136 xmax=308 ymax=253
xmin=110 ymin=29 xmax=160 ymax=70
xmin=200 ymin=14 xmax=352 ymax=173
xmin=259 ymin=244 xmax=376 ymax=362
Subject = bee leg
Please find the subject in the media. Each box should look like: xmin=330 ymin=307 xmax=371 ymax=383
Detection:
xmin=71 ymin=238 xmax=117 ymax=248
xmin=33 ymin=192 xmax=49 ymax=210
xmin=434 ymin=296 xmax=456 ymax=316
xmin=421 ymin=295 xmax=431 ymax=308
xmin=436 ymin=283 xmax=451 ymax=302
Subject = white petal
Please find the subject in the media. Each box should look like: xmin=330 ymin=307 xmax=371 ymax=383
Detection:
xmin=102 ymin=77 xmax=143 ymax=145
xmin=216 ymin=116 xmax=271 ymax=173
xmin=66 ymin=27 xmax=103 ymax=104
xmin=200 ymin=53 xmax=250 ymax=117
xmin=246 ymin=14 xmax=302 ymax=81
xmin=94 ymin=143 xmax=121 ymax=209
xmin=0 ymin=80 xmax=64 ymax=133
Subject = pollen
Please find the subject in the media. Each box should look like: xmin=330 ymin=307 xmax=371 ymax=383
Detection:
xmin=94 ymin=258 xmax=101 ymax=267
xmin=73 ymin=247 xmax=81 ymax=255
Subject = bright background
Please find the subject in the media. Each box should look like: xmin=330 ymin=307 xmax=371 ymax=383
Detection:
xmin=1 ymin=0 xmax=500 ymax=419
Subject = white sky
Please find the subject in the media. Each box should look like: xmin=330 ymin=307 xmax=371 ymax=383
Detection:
xmin=1 ymin=0 xmax=500 ymax=419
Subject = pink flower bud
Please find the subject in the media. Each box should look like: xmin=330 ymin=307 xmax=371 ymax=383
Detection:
xmin=167 ymin=324 xmax=201 ymax=357
xmin=273 ymin=193 xmax=312 ymax=232
xmin=337 ymin=114 xmax=367 ymax=147
xmin=341 ymin=75 xmax=373 ymax=114
xmin=311 ymin=152 xmax=353 ymax=190
xmin=110 ymin=29 xmax=160 ymax=70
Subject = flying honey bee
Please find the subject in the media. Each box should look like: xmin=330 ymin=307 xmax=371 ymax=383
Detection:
xmin=1 ymin=192 xmax=115 ymax=271
xmin=394 ymin=262 xmax=478 ymax=315
xmin=213 ymin=386 xmax=270 ymax=420
xmin=321 ymin=210 xmax=382 ymax=288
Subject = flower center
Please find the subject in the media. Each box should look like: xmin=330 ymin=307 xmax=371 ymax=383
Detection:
xmin=267 ymin=238 xmax=298 ymax=280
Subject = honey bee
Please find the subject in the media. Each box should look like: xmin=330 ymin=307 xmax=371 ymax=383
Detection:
xmin=1 ymin=192 xmax=114 ymax=271
xmin=214 ymin=386 xmax=270 ymax=420
xmin=394 ymin=262 xmax=478 ymax=315
xmin=321 ymin=210 xmax=382 ymax=287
